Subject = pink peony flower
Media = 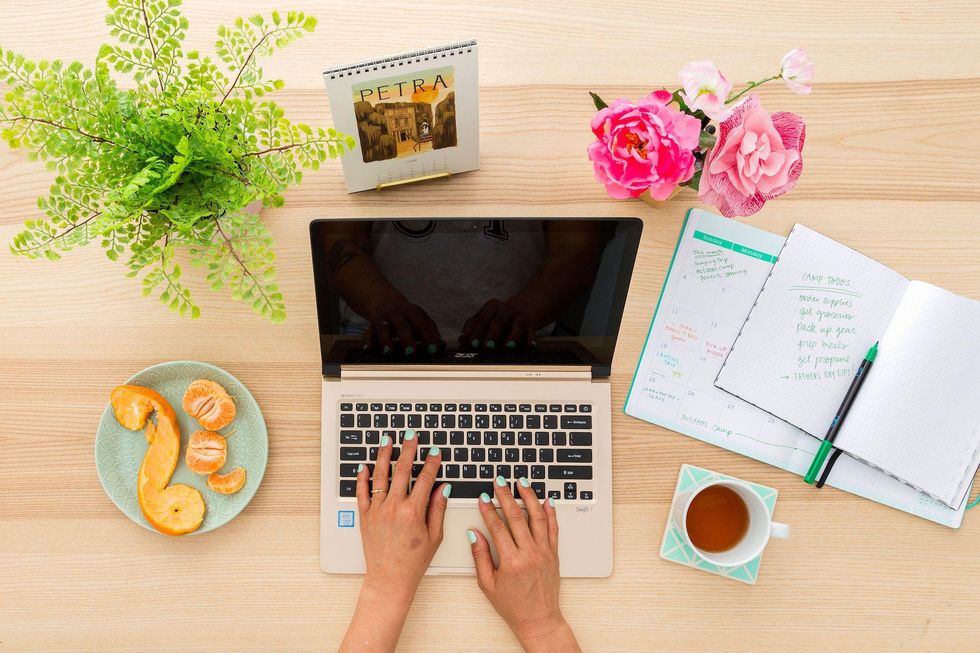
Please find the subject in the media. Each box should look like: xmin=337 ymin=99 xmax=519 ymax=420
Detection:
xmin=780 ymin=49 xmax=814 ymax=95
xmin=587 ymin=90 xmax=701 ymax=200
xmin=699 ymin=94 xmax=805 ymax=217
xmin=679 ymin=60 xmax=735 ymax=120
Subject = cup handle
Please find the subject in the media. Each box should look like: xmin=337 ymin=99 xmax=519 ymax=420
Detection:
xmin=770 ymin=521 xmax=790 ymax=539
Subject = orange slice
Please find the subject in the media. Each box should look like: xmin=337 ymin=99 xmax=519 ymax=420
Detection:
xmin=185 ymin=430 xmax=227 ymax=475
xmin=110 ymin=385 xmax=206 ymax=535
xmin=207 ymin=467 xmax=247 ymax=495
xmin=182 ymin=379 xmax=236 ymax=430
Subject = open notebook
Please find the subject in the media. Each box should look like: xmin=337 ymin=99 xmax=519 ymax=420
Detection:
xmin=715 ymin=225 xmax=980 ymax=509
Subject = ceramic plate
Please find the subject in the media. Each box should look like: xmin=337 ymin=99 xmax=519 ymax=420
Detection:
xmin=95 ymin=361 xmax=268 ymax=535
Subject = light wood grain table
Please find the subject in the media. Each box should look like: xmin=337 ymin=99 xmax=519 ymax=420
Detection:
xmin=2 ymin=1 xmax=979 ymax=651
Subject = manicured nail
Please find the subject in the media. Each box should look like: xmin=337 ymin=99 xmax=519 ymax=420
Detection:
xmin=471 ymin=338 xmax=480 ymax=348
xmin=479 ymin=492 xmax=491 ymax=504
xmin=404 ymin=429 xmax=416 ymax=441
xmin=404 ymin=345 xmax=415 ymax=355
xmin=362 ymin=344 xmax=369 ymax=350
xmin=380 ymin=435 xmax=391 ymax=447
xmin=466 ymin=529 xmax=477 ymax=544
xmin=549 ymin=497 xmax=556 ymax=507
xmin=428 ymin=446 xmax=440 ymax=457
xmin=486 ymin=340 xmax=496 ymax=349
xmin=530 ymin=340 xmax=538 ymax=347
xmin=427 ymin=343 xmax=437 ymax=354
xmin=519 ymin=477 xmax=530 ymax=488
xmin=357 ymin=463 xmax=364 ymax=473
xmin=443 ymin=484 xmax=452 ymax=498
xmin=495 ymin=475 xmax=506 ymax=487
xmin=382 ymin=345 xmax=392 ymax=355
xmin=506 ymin=340 xmax=517 ymax=349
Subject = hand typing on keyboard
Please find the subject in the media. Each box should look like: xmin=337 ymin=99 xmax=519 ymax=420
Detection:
xmin=339 ymin=429 xmax=582 ymax=653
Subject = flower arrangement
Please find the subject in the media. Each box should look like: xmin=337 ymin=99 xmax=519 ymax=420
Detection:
xmin=588 ymin=49 xmax=813 ymax=217
xmin=1 ymin=0 xmax=355 ymax=322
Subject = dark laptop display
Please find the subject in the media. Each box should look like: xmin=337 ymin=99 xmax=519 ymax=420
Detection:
xmin=310 ymin=218 xmax=643 ymax=377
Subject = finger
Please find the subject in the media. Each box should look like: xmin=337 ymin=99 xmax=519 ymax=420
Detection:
xmin=377 ymin=319 xmax=394 ymax=355
xmin=467 ymin=528 xmax=496 ymax=592
xmin=389 ymin=312 xmax=417 ymax=356
xmin=515 ymin=476 xmax=548 ymax=543
xmin=355 ymin=463 xmax=370 ymax=515
xmin=544 ymin=495 xmax=560 ymax=555
xmin=406 ymin=306 xmax=443 ymax=355
xmin=464 ymin=301 xmax=499 ymax=349
xmin=426 ymin=482 xmax=451 ymax=541
xmin=363 ymin=323 xmax=377 ymax=351
xmin=504 ymin=317 xmax=530 ymax=350
xmin=478 ymin=488 xmax=516 ymax=557
xmin=411 ymin=445 xmax=443 ymax=506
xmin=483 ymin=310 xmax=513 ymax=351
xmin=493 ymin=475 xmax=533 ymax=548
xmin=371 ymin=433 xmax=394 ymax=503
xmin=389 ymin=429 xmax=418 ymax=497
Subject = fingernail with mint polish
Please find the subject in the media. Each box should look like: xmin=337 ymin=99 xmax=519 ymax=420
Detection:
xmin=380 ymin=435 xmax=391 ymax=447
xmin=404 ymin=429 xmax=416 ymax=441
xmin=357 ymin=463 xmax=364 ymax=473
xmin=479 ymin=492 xmax=492 ymax=504
xmin=466 ymin=529 xmax=477 ymax=544
xmin=495 ymin=475 xmax=506 ymax=487
xmin=519 ymin=477 xmax=530 ymax=488
xmin=471 ymin=338 xmax=480 ymax=348
xmin=427 ymin=343 xmax=437 ymax=354
xmin=428 ymin=446 xmax=440 ymax=457
xmin=486 ymin=340 xmax=496 ymax=349
xmin=362 ymin=344 xmax=369 ymax=351
xmin=549 ymin=497 xmax=556 ymax=507
xmin=506 ymin=340 xmax=517 ymax=349
xmin=443 ymin=484 xmax=453 ymax=498
xmin=404 ymin=345 xmax=415 ymax=355
xmin=382 ymin=345 xmax=392 ymax=355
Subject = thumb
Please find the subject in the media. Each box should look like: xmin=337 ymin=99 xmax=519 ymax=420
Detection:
xmin=427 ymin=482 xmax=451 ymax=541
xmin=467 ymin=529 xmax=496 ymax=591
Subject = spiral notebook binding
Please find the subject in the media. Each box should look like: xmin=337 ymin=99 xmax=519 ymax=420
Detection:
xmin=324 ymin=39 xmax=477 ymax=79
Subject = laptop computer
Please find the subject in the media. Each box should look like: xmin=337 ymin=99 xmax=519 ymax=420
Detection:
xmin=310 ymin=218 xmax=643 ymax=576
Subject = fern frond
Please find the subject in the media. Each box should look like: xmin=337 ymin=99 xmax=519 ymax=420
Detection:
xmin=100 ymin=0 xmax=187 ymax=96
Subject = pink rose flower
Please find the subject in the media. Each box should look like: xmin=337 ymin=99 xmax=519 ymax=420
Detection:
xmin=679 ymin=60 xmax=735 ymax=120
xmin=780 ymin=48 xmax=814 ymax=95
xmin=699 ymin=94 xmax=805 ymax=217
xmin=587 ymin=90 xmax=701 ymax=200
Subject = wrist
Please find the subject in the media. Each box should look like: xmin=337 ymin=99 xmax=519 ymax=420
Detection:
xmin=360 ymin=574 xmax=417 ymax=612
xmin=514 ymin=614 xmax=576 ymax=653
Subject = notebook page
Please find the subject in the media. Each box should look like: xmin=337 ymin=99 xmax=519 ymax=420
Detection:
xmin=715 ymin=225 xmax=909 ymax=436
xmin=835 ymin=281 xmax=980 ymax=508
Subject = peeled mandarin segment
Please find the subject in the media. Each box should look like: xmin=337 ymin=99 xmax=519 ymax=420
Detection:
xmin=207 ymin=467 xmax=246 ymax=495
xmin=182 ymin=379 xmax=236 ymax=430
xmin=185 ymin=430 xmax=228 ymax=475
xmin=110 ymin=384 xmax=206 ymax=536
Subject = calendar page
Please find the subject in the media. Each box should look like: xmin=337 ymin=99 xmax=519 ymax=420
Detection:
xmin=625 ymin=209 xmax=964 ymax=528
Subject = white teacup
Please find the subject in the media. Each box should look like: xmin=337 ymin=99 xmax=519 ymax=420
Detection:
xmin=671 ymin=479 xmax=790 ymax=568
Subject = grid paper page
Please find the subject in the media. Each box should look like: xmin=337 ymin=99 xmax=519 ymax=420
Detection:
xmin=715 ymin=225 xmax=909 ymax=437
xmin=625 ymin=210 xmax=964 ymax=528
xmin=836 ymin=281 xmax=980 ymax=508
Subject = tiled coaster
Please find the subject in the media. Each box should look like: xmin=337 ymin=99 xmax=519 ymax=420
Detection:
xmin=659 ymin=464 xmax=778 ymax=585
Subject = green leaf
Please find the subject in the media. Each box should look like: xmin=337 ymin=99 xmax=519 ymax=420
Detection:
xmin=589 ymin=91 xmax=608 ymax=111
xmin=699 ymin=131 xmax=717 ymax=150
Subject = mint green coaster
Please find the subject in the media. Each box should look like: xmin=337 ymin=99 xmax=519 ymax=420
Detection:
xmin=660 ymin=464 xmax=778 ymax=585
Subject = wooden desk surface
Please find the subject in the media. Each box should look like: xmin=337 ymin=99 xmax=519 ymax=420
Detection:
xmin=2 ymin=1 xmax=979 ymax=650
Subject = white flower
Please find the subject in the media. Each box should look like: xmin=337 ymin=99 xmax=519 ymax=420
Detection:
xmin=780 ymin=49 xmax=814 ymax=95
xmin=679 ymin=60 xmax=735 ymax=121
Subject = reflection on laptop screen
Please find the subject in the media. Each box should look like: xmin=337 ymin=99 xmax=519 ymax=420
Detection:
xmin=310 ymin=218 xmax=642 ymax=376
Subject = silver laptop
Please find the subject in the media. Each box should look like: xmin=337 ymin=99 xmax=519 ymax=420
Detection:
xmin=310 ymin=218 xmax=642 ymax=576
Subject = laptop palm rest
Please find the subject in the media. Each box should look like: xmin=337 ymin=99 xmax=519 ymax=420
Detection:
xmin=429 ymin=506 xmax=520 ymax=572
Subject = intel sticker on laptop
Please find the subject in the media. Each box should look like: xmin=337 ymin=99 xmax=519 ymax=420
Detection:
xmin=338 ymin=510 xmax=355 ymax=528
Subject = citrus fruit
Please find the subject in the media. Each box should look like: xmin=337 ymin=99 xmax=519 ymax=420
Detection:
xmin=207 ymin=467 xmax=247 ymax=495
xmin=110 ymin=384 xmax=206 ymax=535
xmin=185 ymin=430 xmax=227 ymax=475
xmin=182 ymin=379 xmax=236 ymax=430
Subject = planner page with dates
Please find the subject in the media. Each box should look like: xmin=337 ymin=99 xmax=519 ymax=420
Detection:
xmin=625 ymin=209 xmax=964 ymax=527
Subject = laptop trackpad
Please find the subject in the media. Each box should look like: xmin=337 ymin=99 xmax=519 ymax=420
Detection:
xmin=429 ymin=505 xmax=520 ymax=572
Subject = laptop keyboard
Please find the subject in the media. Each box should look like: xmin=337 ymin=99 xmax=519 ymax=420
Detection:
xmin=337 ymin=402 xmax=595 ymax=503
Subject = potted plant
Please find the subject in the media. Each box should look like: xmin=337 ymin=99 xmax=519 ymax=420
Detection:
xmin=1 ymin=0 xmax=354 ymax=321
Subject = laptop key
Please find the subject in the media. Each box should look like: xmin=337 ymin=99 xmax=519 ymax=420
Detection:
xmin=564 ymin=482 xmax=577 ymax=500
xmin=371 ymin=403 xmax=382 ymax=411
xmin=356 ymin=403 xmax=368 ymax=411
xmin=579 ymin=404 xmax=592 ymax=413
xmin=543 ymin=415 xmax=558 ymax=429
xmin=527 ymin=415 xmax=542 ymax=429
xmin=475 ymin=403 xmax=488 ymax=412
xmin=374 ymin=414 xmax=388 ymax=428
xmin=557 ymin=449 xmax=592 ymax=463
xmin=471 ymin=448 xmax=486 ymax=462
xmin=399 ymin=403 xmax=412 ymax=411
xmin=430 ymin=403 xmax=442 ymax=412
xmin=488 ymin=448 xmax=502 ymax=462
xmin=549 ymin=404 xmax=562 ymax=412
xmin=496 ymin=464 xmax=511 ymax=478
xmin=489 ymin=403 xmax=502 ymax=412
xmin=501 ymin=431 xmax=516 ymax=445
xmin=532 ymin=483 xmax=546 ymax=499
xmin=424 ymin=414 xmax=438 ymax=428
xmin=534 ymin=404 xmax=547 ymax=413
xmin=531 ymin=465 xmax=545 ymax=479
xmin=539 ymin=448 xmax=554 ymax=463
xmin=391 ymin=414 xmax=405 ymax=428
xmin=509 ymin=415 xmax=524 ymax=429
xmin=450 ymin=431 xmax=464 ymax=445
xmin=415 ymin=403 xmax=427 ymax=411
xmin=504 ymin=403 xmax=517 ymax=412
xmin=522 ymin=449 xmax=537 ymax=462
xmin=513 ymin=465 xmax=529 ymax=479
xmin=519 ymin=404 xmax=532 ymax=412
xmin=466 ymin=431 xmax=481 ymax=445
xmin=340 ymin=403 xmax=353 ymax=411
xmin=492 ymin=415 xmax=506 ymax=429
xmin=340 ymin=430 xmax=362 ymax=444
xmin=340 ymin=480 xmax=357 ymax=497
xmin=433 ymin=431 xmax=448 ymax=445
xmin=479 ymin=465 xmax=494 ymax=478
xmin=505 ymin=448 xmax=519 ymax=462
xmin=357 ymin=414 xmax=371 ymax=428
xmin=444 ymin=481 xmax=493 ymax=498
xmin=564 ymin=404 xmax=577 ymax=413
xmin=549 ymin=466 xmax=592 ymax=480
xmin=417 ymin=431 xmax=430 ymax=445
xmin=534 ymin=432 xmax=549 ymax=446
xmin=453 ymin=448 xmax=469 ymax=462
xmin=340 ymin=413 xmax=355 ymax=427
xmin=385 ymin=403 xmax=397 ymax=411
xmin=475 ymin=414 xmax=489 ymax=429
xmin=444 ymin=403 xmax=457 ymax=412
xmin=518 ymin=431 xmax=532 ymax=446
xmin=459 ymin=403 xmax=472 ymax=412
xmin=369 ymin=447 xmax=378 ymax=460
xmin=581 ymin=491 xmax=594 ymax=500
xmin=462 ymin=465 xmax=477 ymax=478
xmin=548 ymin=490 xmax=561 ymax=500
xmin=340 ymin=447 xmax=366 ymax=461
xmin=552 ymin=432 xmax=567 ymax=446
xmin=569 ymin=432 xmax=593 ymax=446
xmin=339 ymin=463 xmax=359 ymax=477
xmin=408 ymin=414 xmax=422 ymax=428
xmin=440 ymin=447 xmax=451 ymax=460
xmin=561 ymin=415 xmax=592 ymax=429
xmin=441 ymin=414 xmax=456 ymax=428
xmin=483 ymin=431 xmax=499 ymax=445
xmin=459 ymin=414 xmax=473 ymax=428
xmin=445 ymin=464 xmax=460 ymax=479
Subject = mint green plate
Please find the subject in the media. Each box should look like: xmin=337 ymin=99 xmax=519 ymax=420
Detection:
xmin=95 ymin=361 xmax=268 ymax=535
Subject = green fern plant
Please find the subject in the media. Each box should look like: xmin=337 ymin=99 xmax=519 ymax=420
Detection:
xmin=0 ymin=0 xmax=354 ymax=322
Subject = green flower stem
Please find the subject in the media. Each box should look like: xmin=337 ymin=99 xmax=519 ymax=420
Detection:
xmin=726 ymin=74 xmax=782 ymax=105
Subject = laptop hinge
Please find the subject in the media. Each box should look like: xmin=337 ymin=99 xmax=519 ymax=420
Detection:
xmin=338 ymin=366 xmax=593 ymax=381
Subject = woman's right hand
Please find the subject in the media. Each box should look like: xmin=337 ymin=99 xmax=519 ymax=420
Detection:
xmin=363 ymin=296 xmax=443 ymax=356
xmin=467 ymin=477 xmax=582 ymax=653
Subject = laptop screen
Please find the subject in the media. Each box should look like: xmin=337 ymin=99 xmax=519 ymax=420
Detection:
xmin=310 ymin=218 xmax=643 ymax=377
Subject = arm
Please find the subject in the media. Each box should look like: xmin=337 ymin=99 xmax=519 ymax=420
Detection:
xmin=339 ymin=431 xmax=450 ymax=652
xmin=468 ymin=477 xmax=583 ymax=653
